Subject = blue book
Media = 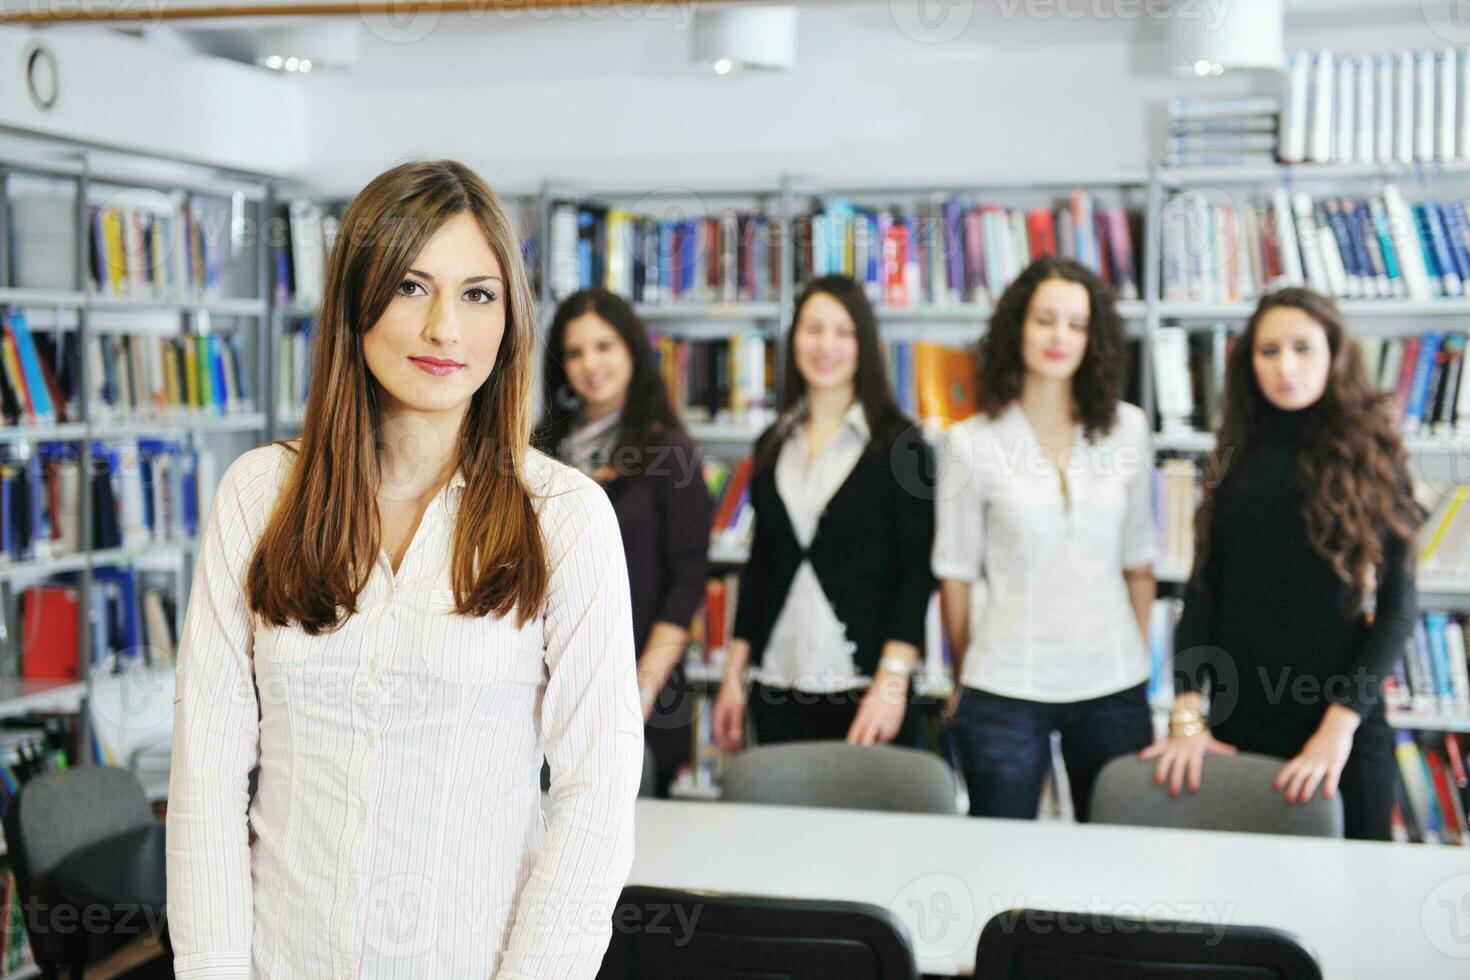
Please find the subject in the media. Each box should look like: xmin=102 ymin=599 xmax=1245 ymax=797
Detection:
xmin=207 ymin=335 xmax=228 ymax=414
xmin=92 ymin=566 xmax=141 ymax=660
xmin=180 ymin=450 xmax=198 ymax=538
xmin=1344 ymin=200 xmax=1375 ymax=294
xmin=1406 ymin=331 xmax=1443 ymax=429
xmin=1352 ymin=202 xmax=1388 ymax=296
xmin=228 ymin=334 xmax=252 ymax=407
xmin=1369 ymin=199 xmax=1404 ymax=294
xmin=1413 ymin=205 xmax=1446 ymax=297
xmin=5 ymin=313 xmax=54 ymax=422
xmin=1441 ymin=202 xmax=1470 ymax=285
xmin=679 ymin=220 xmax=698 ymax=296
xmin=1322 ymin=200 xmax=1361 ymax=290
xmin=1426 ymin=611 xmax=1454 ymax=703
xmin=1424 ymin=202 xmax=1463 ymax=296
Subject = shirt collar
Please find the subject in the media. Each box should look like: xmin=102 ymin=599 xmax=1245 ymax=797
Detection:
xmin=788 ymin=397 xmax=870 ymax=441
xmin=449 ymin=466 xmax=466 ymax=491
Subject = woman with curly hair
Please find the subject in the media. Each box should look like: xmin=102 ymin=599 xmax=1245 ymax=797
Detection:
xmin=1143 ymin=288 xmax=1420 ymax=841
xmin=932 ymin=256 xmax=1157 ymax=821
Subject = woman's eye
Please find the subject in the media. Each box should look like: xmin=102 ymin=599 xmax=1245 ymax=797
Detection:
xmin=465 ymin=287 xmax=498 ymax=303
xmin=397 ymin=280 xmax=425 ymax=296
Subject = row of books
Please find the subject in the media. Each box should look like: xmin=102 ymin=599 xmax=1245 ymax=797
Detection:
xmin=1152 ymin=326 xmax=1226 ymax=435
xmin=1280 ymin=49 xmax=1470 ymax=166
xmin=549 ymin=204 xmax=783 ymax=306
xmin=88 ymin=196 xmax=227 ymax=298
xmin=0 ymin=722 xmax=69 ymax=823
xmin=0 ymin=868 xmax=35 ymax=976
xmin=1165 ymin=96 xmax=1279 ymax=169
xmin=20 ymin=570 xmax=177 ymax=683
xmin=0 ymin=313 xmax=255 ymax=427
xmin=1160 ymin=186 xmax=1470 ymax=305
xmin=794 ymin=193 xmax=1140 ymax=308
xmin=650 ymin=335 xmax=773 ymax=428
xmin=1389 ymin=612 xmax=1470 ymax=717
xmin=0 ymin=441 xmax=216 ymax=564
xmin=279 ymin=200 xmax=342 ymax=309
xmin=1391 ymin=731 xmax=1470 ymax=846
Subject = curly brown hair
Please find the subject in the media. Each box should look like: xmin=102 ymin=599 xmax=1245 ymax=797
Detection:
xmin=976 ymin=256 xmax=1127 ymax=440
xmin=1192 ymin=287 xmax=1421 ymax=607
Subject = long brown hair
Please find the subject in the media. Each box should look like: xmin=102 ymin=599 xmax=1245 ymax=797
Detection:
xmin=755 ymin=275 xmax=909 ymax=472
xmin=977 ymin=256 xmax=1127 ymax=440
xmin=247 ymin=160 xmax=547 ymax=633
xmin=1192 ymin=287 xmax=1420 ymax=606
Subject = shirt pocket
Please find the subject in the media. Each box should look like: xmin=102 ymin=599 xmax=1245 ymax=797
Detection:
xmin=420 ymin=588 xmax=543 ymax=686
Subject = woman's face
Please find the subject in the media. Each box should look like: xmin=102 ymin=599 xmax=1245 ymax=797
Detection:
xmin=1021 ymin=276 xmax=1090 ymax=383
xmin=361 ymin=211 xmax=506 ymax=423
xmin=792 ymin=291 xmax=860 ymax=394
xmin=562 ymin=312 xmax=634 ymax=418
xmin=1253 ymin=306 xmax=1332 ymax=411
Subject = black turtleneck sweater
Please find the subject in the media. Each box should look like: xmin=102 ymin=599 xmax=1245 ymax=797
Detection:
xmin=1173 ymin=404 xmax=1417 ymax=750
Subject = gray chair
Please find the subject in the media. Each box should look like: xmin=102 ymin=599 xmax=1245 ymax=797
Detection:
xmin=4 ymin=766 xmax=162 ymax=977
xmin=721 ymin=741 xmax=958 ymax=814
xmin=1089 ymin=752 xmax=1344 ymax=838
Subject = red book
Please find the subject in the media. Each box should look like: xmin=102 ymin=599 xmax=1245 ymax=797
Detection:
xmin=1392 ymin=336 xmax=1422 ymax=422
xmin=713 ymin=457 xmax=753 ymax=533
xmin=883 ymin=224 xmax=907 ymax=308
xmin=1027 ymin=209 xmax=1056 ymax=258
xmin=1426 ymin=749 xmax=1467 ymax=845
xmin=22 ymin=584 xmax=80 ymax=681
xmin=704 ymin=579 xmax=726 ymax=658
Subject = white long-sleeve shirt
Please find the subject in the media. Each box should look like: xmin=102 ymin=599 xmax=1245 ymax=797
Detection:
xmin=166 ymin=441 xmax=643 ymax=980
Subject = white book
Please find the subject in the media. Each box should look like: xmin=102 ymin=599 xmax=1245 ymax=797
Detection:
xmin=1242 ymin=204 xmax=1266 ymax=297
xmin=1212 ymin=203 xmax=1232 ymax=302
xmin=1380 ymin=339 xmax=1405 ymax=397
xmin=54 ymin=458 xmax=79 ymax=556
xmin=1291 ymin=192 xmax=1332 ymax=294
xmin=1161 ymin=202 xmax=1189 ymax=302
xmin=1382 ymin=184 xmax=1433 ymax=299
xmin=115 ymin=439 xmax=149 ymax=548
xmin=1336 ymin=56 xmax=1356 ymax=162
xmin=1280 ymin=50 xmax=1310 ymax=163
xmin=1317 ymin=209 xmax=1352 ymax=297
xmin=1009 ymin=209 xmax=1029 ymax=285
xmin=1416 ymin=49 xmax=1437 ymax=163
xmin=1308 ymin=49 xmax=1335 ymax=163
xmin=1441 ymin=49 xmax=1460 ymax=162
xmin=1232 ymin=205 xmax=1254 ymax=301
xmin=1397 ymin=52 xmax=1416 ymax=163
xmin=1356 ymin=55 xmax=1376 ymax=163
xmin=1461 ymin=49 xmax=1470 ymax=158
xmin=1152 ymin=327 xmax=1195 ymax=433
xmin=1170 ymin=96 xmax=1281 ymax=119
xmin=1444 ymin=620 xmax=1470 ymax=710
xmin=1271 ymin=187 xmax=1305 ymax=286
xmin=1377 ymin=55 xmax=1396 ymax=162
xmin=288 ymin=200 xmax=325 ymax=308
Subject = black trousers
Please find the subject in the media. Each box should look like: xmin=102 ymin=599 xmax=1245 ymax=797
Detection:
xmin=1214 ymin=711 xmax=1396 ymax=841
xmin=748 ymin=681 xmax=923 ymax=748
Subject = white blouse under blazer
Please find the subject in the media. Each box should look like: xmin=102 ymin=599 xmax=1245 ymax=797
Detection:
xmin=931 ymin=402 xmax=1157 ymax=703
xmin=167 ymin=442 xmax=643 ymax=979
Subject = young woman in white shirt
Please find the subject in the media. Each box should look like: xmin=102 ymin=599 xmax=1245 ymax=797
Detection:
xmin=932 ymin=256 xmax=1157 ymax=821
xmin=167 ymin=160 xmax=642 ymax=979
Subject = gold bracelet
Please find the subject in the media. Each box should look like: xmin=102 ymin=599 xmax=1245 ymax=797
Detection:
xmin=1169 ymin=719 xmax=1206 ymax=738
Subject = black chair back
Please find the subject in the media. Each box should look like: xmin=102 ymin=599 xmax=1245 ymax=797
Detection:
xmin=597 ymin=885 xmax=919 ymax=980
xmin=975 ymin=907 xmax=1323 ymax=979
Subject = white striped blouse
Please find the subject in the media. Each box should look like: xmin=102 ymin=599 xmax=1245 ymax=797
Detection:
xmin=166 ymin=441 xmax=643 ymax=979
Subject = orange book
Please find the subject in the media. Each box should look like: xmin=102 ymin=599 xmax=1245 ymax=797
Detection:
xmin=22 ymin=585 xmax=80 ymax=681
xmin=915 ymin=343 xmax=977 ymax=427
xmin=704 ymin=578 xmax=726 ymax=657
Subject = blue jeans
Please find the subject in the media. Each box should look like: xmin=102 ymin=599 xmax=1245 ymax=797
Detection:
xmin=951 ymin=682 xmax=1153 ymax=822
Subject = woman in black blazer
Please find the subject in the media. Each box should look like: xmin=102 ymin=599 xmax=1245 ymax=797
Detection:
xmin=711 ymin=275 xmax=936 ymax=750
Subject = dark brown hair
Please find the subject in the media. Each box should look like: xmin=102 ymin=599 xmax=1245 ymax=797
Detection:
xmin=755 ymin=274 xmax=909 ymax=471
xmin=1192 ymin=287 xmax=1420 ymax=606
xmin=976 ymin=256 xmax=1126 ymax=440
xmin=247 ymin=160 xmax=547 ymax=633
xmin=533 ymin=287 xmax=686 ymax=481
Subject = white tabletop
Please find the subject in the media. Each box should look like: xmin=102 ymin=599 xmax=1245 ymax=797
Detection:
xmin=626 ymin=798 xmax=1470 ymax=979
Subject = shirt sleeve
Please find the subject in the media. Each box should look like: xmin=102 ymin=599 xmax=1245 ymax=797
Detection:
xmin=497 ymin=470 xmax=643 ymax=980
xmin=885 ymin=427 xmax=938 ymax=647
xmin=1334 ymin=521 xmax=1419 ymax=717
xmin=1173 ymin=516 xmax=1219 ymax=699
xmin=931 ymin=422 xmax=984 ymax=583
xmin=652 ymin=441 xmax=712 ymax=634
xmin=166 ymin=453 xmax=266 ymax=980
xmin=1120 ymin=412 xmax=1160 ymax=570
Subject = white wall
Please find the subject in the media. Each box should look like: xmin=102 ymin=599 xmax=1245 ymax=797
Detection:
xmin=0 ymin=24 xmax=306 ymax=177
xmin=292 ymin=1 xmax=1462 ymax=198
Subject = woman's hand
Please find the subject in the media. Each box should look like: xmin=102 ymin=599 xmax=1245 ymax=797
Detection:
xmin=1274 ymin=704 xmax=1360 ymax=804
xmin=942 ymin=685 xmax=963 ymax=723
xmin=847 ymin=668 xmax=910 ymax=746
xmin=1139 ymin=730 xmax=1239 ymax=796
xmin=711 ymin=676 xmax=748 ymax=753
